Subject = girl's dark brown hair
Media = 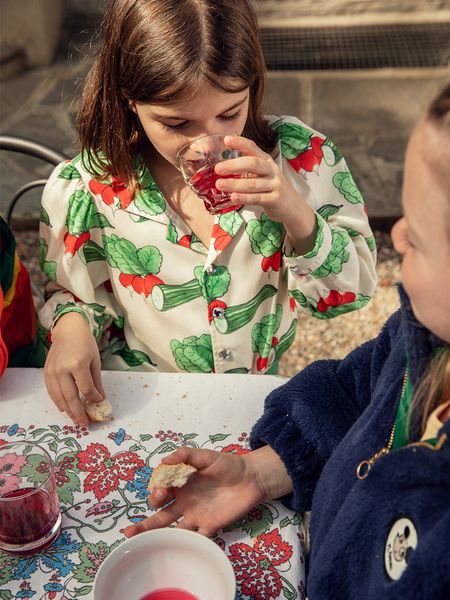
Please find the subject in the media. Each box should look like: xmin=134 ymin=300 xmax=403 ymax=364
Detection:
xmin=408 ymin=81 xmax=450 ymax=440
xmin=78 ymin=0 xmax=277 ymax=191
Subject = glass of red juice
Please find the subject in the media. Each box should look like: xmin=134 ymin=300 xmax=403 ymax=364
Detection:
xmin=0 ymin=441 xmax=61 ymax=555
xmin=177 ymin=133 xmax=242 ymax=214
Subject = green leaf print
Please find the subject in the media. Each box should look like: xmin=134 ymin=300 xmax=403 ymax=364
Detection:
xmin=246 ymin=213 xmax=283 ymax=257
xmin=66 ymin=190 xmax=96 ymax=236
xmin=333 ymin=169 xmax=364 ymax=204
xmin=271 ymin=119 xmax=313 ymax=159
xmin=134 ymin=185 xmax=166 ymax=215
xmin=218 ymin=211 xmax=243 ymax=236
xmin=39 ymin=238 xmax=57 ymax=280
xmin=58 ymin=162 xmax=81 ymax=180
xmin=251 ymin=304 xmax=283 ymax=357
xmin=166 ymin=220 xmax=178 ymax=243
xmin=111 ymin=343 xmax=157 ymax=368
xmin=223 ymin=503 xmax=274 ymax=537
xmin=90 ymin=212 xmax=112 ymax=229
xmin=0 ymin=590 xmax=14 ymax=600
xmin=103 ymin=234 xmax=147 ymax=275
xmin=19 ymin=453 xmax=49 ymax=486
xmin=289 ymin=289 xmax=308 ymax=309
xmin=310 ymin=229 xmax=350 ymax=278
xmin=83 ymin=240 xmax=106 ymax=263
xmin=74 ymin=540 xmax=121 ymax=583
xmin=136 ymin=245 xmax=163 ymax=274
xmin=194 ymin=265 xmax=231 ymax=301
xmin=316 ymin=204 xmax=343 ymax=221
xmin=56 ymin=458 xmax=81 ymax=505
xmin=40 ymin=205 xmax=50 ymax=226
xmin=170 ymin=334 xmax=213 ymax=373
xmin=365 ymin=234 xmax=377 ymax=251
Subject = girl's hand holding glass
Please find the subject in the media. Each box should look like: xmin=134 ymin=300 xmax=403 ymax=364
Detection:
xmin=215 ymin=135 xmax=318 ymax=254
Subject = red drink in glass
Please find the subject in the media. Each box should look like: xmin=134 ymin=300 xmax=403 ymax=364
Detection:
xmin=189 ymin=164 xmax=241 ymax=214
xmin=178 ymin=133 xmax=242 ymax=215
xmin=140 ymin=589 xmax=198 ymax=600
xmin=0 ymin=442 xmax=62 ymax=555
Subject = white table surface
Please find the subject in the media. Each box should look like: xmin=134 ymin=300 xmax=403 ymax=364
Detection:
xmin=0 ymin=369 xmax=306 ymax=600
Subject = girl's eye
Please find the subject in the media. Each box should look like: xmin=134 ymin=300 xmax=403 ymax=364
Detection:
xmin=219 ymin=110 xmax=241 ymax=122
xmin=162 ymin=121 xmax=189 ymax=132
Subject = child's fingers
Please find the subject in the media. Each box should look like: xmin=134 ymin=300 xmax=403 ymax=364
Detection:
xmin=90 ymin=355 xmax=106 ymax=399
xmin=73 ymin=365 xmax=104 ymax=404
xmin=59 ymin=374 xmax=89 ymax=427
xmin=123 ymin=503 xmax=182 ymax=538
xmin=216 ymin=175 xmax=273 ymax=195
xmin=223 ymin=134 xmax=270 ymax=160
xmin=162 ymin=447 xmax=219 ymax=471
xmin=149 ymin=486 xmax=173 ymax=508
xmin=215 ymin=155 xmax=271 ymax=177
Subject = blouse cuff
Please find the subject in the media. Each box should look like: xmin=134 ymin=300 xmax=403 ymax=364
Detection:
xmin=283 ymin=213 xmax=334 ymax=279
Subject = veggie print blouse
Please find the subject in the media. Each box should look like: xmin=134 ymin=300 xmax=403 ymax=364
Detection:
xmin=38 ymin=116 xmax=377 ymax=374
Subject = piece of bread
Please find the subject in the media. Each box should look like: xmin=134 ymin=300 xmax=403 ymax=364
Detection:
xmin=84 ymin=398 xmax=114 ymax=422
xmin=148 ymin=463 xmax=197 ymax=491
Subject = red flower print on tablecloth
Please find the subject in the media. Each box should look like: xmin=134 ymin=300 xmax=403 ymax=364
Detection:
xmin=76 ymin=443 xmax=145 ymax=501
xmin=228 ymin=528 xmax=293 ymax=599
xmin=0 ymin=451 xmax=27 ymax=495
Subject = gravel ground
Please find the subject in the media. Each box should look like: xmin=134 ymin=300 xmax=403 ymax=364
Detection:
xmin=14 ymin=229 xmax=401 ymax=378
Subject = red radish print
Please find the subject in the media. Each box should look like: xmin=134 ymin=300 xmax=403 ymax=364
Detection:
xmin=212 ymin=223 xmax=232 ymax=252
xmin=178 ymin=234 xmax=191 ymax=248
xmin=289 ymin=296 xmax=296 ymax=311
xmin=143 ymin=274 xmax=164 ymax=295
xmin=317 ymin=290 xmax=357 ymax=312
xmin=261 ymin=250 xmax=281 ymax=272
xmin=288 ymin=136 xmax=325 ymax=173
xmin=63 ymin=231 xmax=90 ymax=257
xmin=208 ymin=299 xmax=227 ymax=323
xmin=119 ymin=273 xmax=164 ymax=297
xmin=88 ymin=177 xmax=131 ymax=209
xmin=256 ymin=337 xmax=279 ymax=371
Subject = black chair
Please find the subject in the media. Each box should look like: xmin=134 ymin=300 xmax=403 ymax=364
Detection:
xmin=0 ymin=135 xmax=68 ymax=226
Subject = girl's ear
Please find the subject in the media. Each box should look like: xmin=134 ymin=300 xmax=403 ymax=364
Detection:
xmin=128 ymin=101 xmax=137 ymax=114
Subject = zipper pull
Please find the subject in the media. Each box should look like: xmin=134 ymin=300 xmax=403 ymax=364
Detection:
xmin=356 ymin=446 xmax=390 ymax=480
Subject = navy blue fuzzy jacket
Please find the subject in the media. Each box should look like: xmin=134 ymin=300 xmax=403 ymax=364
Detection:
xmin=251 ymin=287 xmax=450 ymax=600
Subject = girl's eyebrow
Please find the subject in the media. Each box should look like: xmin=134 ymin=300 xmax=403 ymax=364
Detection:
xmin=153 ymin=96 xmax=248 ymax=122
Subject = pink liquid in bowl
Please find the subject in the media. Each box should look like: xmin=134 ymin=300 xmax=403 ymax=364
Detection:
xmin=140 ymin=589 xmax=198 ymax=600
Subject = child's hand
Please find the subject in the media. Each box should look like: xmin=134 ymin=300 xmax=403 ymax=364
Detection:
xmin=124 ymin=445 xmax=293 ymax=539
xmin=123 ymin=447 xmax=265 ymax=538
xmin=215 ymin=135 xmax=318 ymax=254
xmin=43 ymin=312 xmax=105 ymax=427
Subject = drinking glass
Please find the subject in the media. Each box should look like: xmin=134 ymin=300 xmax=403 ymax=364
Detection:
xmin=177 ymin=133 xmax=242 ymax=214
xmin=0 ymin=441 xmax=62 ymax=555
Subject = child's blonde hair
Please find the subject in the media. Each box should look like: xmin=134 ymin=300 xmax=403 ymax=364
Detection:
xmin=409 ymin=82 xmax=450 ymax=439
xmin=77 ymin=0 xmax=277 ymax=193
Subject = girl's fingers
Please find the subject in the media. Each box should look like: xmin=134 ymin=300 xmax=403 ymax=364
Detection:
xmin=215 ymin=155 xmax=271 ymax=177
xmin=45 ymin=375 xmax=70 ymax=415
xmin=149 ymin=487 xmax=174 ymax=508
xmin=216 ymin=175 xmax=273 ymax=194
xmin=123 ymin=503 xmax=182 ymax=538
xmin=73 ymin=364 xmax=104 ymax=404
xmin=223 ymin=134 xmax=270 ymax=160
xmin=59 ymin=373 xmax=89 ymax=426
xmin=230 ymin=190 xmax=277 ymax=208
xmin=161 ymin=447 xmax=218 ymax=471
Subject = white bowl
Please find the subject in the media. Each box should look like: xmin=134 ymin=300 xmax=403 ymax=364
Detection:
xmin=93 ymin=528 xmax=236 ymax=600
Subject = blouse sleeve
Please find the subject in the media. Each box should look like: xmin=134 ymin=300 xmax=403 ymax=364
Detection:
xmin=38 ymin=160 xmax=118 ymax=342
xmin=273 ymin=115 xmax=377 ymax=319
xmin=250 ymin=310 xmax=401 ymax=513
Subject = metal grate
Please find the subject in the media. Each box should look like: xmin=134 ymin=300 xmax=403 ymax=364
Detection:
xmin=260 ymin=22 xmax=450 ymax=70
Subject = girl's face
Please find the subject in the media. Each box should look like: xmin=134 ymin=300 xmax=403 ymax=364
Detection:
xmin=130 ymin=82 xmax=250 ymax=167
xmin=391 ymin=123 xmax=450 ymax=343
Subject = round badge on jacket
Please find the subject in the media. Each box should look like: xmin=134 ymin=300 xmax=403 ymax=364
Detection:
xmin=384 ymin=516 xmax=418 ymax=581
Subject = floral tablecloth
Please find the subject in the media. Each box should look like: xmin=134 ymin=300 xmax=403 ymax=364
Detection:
xmin=0 ymin=369 xmax=306 ymax=600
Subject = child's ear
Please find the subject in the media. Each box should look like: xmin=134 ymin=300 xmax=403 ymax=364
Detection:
xmin=128 ymin=101 xmax=137 ymax=114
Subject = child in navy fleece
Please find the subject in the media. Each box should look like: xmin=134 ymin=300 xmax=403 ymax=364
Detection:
xmin=125 ymin=84 xmax=450 ymax=599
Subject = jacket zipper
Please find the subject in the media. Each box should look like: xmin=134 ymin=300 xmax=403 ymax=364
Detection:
xmin=356 ymin=370 xmax=408 ymax=480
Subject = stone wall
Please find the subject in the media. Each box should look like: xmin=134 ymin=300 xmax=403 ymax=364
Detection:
xmin=254 ymin=0 xmax=450 ymax=18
